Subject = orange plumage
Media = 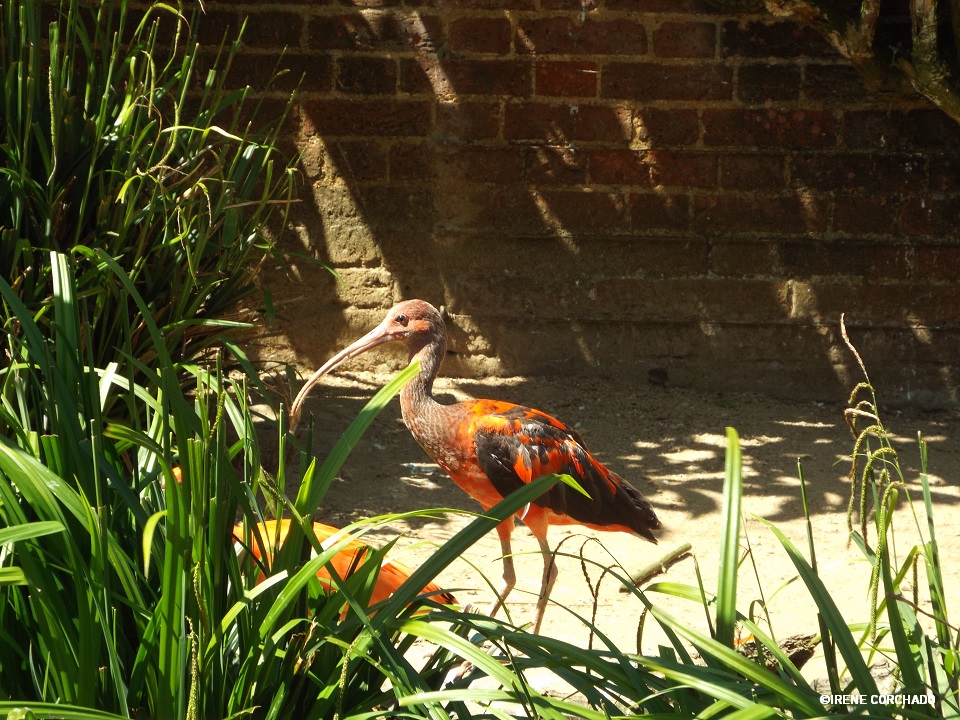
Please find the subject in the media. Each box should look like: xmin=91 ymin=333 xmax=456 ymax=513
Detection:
xmin=232 ymin=519 xmax=456 ymax=608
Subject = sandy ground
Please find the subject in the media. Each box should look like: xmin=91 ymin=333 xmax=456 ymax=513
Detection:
xmin=272 ymin=371 xmax=960 ymax=690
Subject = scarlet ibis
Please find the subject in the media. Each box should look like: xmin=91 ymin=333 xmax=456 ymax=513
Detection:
xmin=289 ymin=300 xmax=661 ymax=632
xmin=233 ymin=519 xmax=456 ymax=609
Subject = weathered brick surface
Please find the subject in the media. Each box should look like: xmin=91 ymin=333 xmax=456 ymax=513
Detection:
xmin=525 ymin=147 xmax=588 ymax=185
xmin=449 ymin=16 xmax=513 ymax=54
xmin=737 ymin=64 xmax=801 ymax=103
xmin=436 ymin=101 xmax=500 ymax=140
xmin=227 ymin=3 xmax=960 ymax=407
xmin=602 ymin=62 xmax=734 ymax=101
xmin=401 ymin=58 xmax=531 ymax=96
xmin=635 ymin=109 xmax=700 ymax=145
xmin=504 ymin=103 xmax=633 ymax=142
xmin=302 ymin=99 xmax=431 ymax=136
xmin=703 ymin=109 xmax=839 ymax=148
xmin=337 ymin=56 xmax=397 ymax=94
xmin=535 ymin=61 xmax=599 ymax=97
xmin=652 ymin=21 xmax=716 ymax=58
xmin=719 ymin=20 xmax=834 ymax=58
xmin=516 ymin=17 xmax=648 ymax=56
xmin=719 ymin=154 xmax=784 ymax=190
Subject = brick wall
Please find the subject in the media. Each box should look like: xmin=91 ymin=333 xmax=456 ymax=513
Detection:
xmin=218 ymin=0 xmax=960 ymax=407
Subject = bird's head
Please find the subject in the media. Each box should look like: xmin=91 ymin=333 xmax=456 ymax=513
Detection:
xmin=378 ymin=299 xmax=445 ymax=347
xmin=289 ymin=299 xmax=446 ymax=430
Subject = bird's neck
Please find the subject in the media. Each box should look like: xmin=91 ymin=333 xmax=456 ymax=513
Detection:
xmin=400 ymin=334 xmax=445 ymax=420
xmin=398 ymin=331 xmax=468 ymax=473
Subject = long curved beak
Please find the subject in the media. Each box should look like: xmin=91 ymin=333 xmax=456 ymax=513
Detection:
xmin=288 ymin=318 xmax=402 ymax=431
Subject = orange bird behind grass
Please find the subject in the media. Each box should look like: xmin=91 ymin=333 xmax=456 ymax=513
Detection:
xmin=232 ymin=518 xmax=456 ymax=609
xmin=170 ymin=468 xmax=453 ymax=610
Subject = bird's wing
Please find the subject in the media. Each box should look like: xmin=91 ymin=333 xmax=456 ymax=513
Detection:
xmin=469 ymin=402 xmax=660 ymax=541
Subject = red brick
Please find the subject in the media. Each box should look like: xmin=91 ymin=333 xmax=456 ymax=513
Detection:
xmin=900 ymin=197 xmax=960 ymax=237
xmin=336 ymin=56 xmax=397 ymax=94
xmin=720 ymin=20 xmax=837 ymax=58
xmin=308 ymin=14 xmax=361 ymax=50
xmin=524 ymin=147 xmax=588 ymax=185
xmin=356 ymin=187 xmax=433 ymax=234
xmin=737 ymin=63 xmax=801 ymax=103
xmin=929 ymin=156 xmax=960 ymax=192
xmin=602 ymin=62 xmax=733 ymax=101
xmin=793 ymin=281 xmax=960 ymax=325
xmin=703 ymin=109 xmax=838 ymax=148
xmin=441 ymin=0 xmax=535 ymax=8
xmin=504 ymin=103 xmax=632 ymax=143
xmin=340 ymin=0 xmax=400 ymax=7
xmin=400 ymin=14 xmax=444 ymax=53
xmin=516 ymin=17 xmax=647 ymax=56
xmin=400 ymin=58 xmax=530 ymax=96
xmin=302 ymin=99 xmax=431 ymax=136
xmin=223 ymin=53 xmax=331 ymax=93
xmin=449 ymin=16 xmax=512 ymax=54
xmin=803 ymin=64 xmax=868 ymax=102
xmin=629 ymin=193 xmax=690 ymax=230
xmin=692 ymin=193 xmax=829 ymax=234
xmin=327 ymin=141 xmax=388 ymax=180
xmin=607 ymin=0 xmax=723 ymax=12
xmin=440 ymin=147 xmax=525 ymax=183
xmin=842 ymin=110 xmax=960 ymax=151
xmin=653 ymin=21 xmax=716 ymax=58
xmin=539 ymin=190 xmax=629 ymax=233
xmin=589 ymin=150 xmax=653 ymax=185
xmin=913 ymin=244 xmax=960 ymax=281
xmin=535 ymin=61 xmax=598 ymax=97
xmin=436 ymin=186 xmax=550 ymax=234
xmin=833 ymin=196 xmax=899 ymax=235
xmin=719 ymin=154 xmax=784 ymax=190
xmin=636 ymin=109 xmax=700 ymax=146
xmin=778 ymin=240 xmax=909 ymax=279
xmin=540 ymin=0 xmax=595 ymax=8
xmin=437 ymin=101 xmax=500 ymax=140
xmin=390 ymin=141 xmax=435 ymax=182
xmin=441 ymin=236 xmax=706 ymax=279
xmin=647 ymin=151 xmax=717 ymax=188
xmin=197 ymin=9 xmax=241 ymax=45
xmin=710 ymin=240 xmax=777 ymax=276
xmin=202 ymin=10 xmax=303 ymax=49
xmin=791 ymin=153 xmax=925 ymax=193
xmin=581 ymin=237 xmax=708 ymax=277
xmin=595 ymin=278 xmax=789 ymax=322
xmin=308 ymin=13 xmax=441 ymax=52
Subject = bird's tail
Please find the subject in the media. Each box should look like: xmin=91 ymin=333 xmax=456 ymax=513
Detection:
xmin=609 ymin=471 xmax=661 ymax=543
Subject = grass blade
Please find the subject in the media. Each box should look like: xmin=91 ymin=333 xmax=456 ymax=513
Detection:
xmin=716 ymin=427 xmax=742 ymax=648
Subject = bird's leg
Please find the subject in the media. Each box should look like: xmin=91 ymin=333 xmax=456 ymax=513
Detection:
xmin=532 ymin=535 xmax=558 ymax=634
xmin=444 ymin=522 xmax=517 ymax=691
xmin=486 ymin=520 xmax=516 ymax=619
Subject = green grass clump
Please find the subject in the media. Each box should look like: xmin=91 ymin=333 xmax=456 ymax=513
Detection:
xmin=1 ymin=0 xmax=297 ymax=410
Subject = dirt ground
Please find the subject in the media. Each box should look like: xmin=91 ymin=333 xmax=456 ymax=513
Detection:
xmin=274 ymin=370 xmax=960 ymax=689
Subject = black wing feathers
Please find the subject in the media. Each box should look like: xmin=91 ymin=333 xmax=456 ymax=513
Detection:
xmin=473 ymin=408 xmax=660 ymax=541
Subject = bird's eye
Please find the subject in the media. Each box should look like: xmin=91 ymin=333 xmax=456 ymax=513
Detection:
xmin=395 ymin=313 xmax=408 ymax=326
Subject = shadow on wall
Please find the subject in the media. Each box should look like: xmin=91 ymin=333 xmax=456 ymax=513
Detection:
xmin=267 ymin=5 xmax=960 ymax=409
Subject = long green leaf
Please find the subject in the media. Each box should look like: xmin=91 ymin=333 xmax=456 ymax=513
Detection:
xmin=758 ymin=518 xmax=879 ymax=697
xmin=0 ymin=520 xmax=64 ymax=545
xmin=647 ymin=606 xmax=822 ymax=715
xmin=716 ymin=427 xmax=742 ymax=647
xmin=0 ymin=702 xmax=130 ymax=719
xmin=294 ymin=360 xmax=421 ymax=518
